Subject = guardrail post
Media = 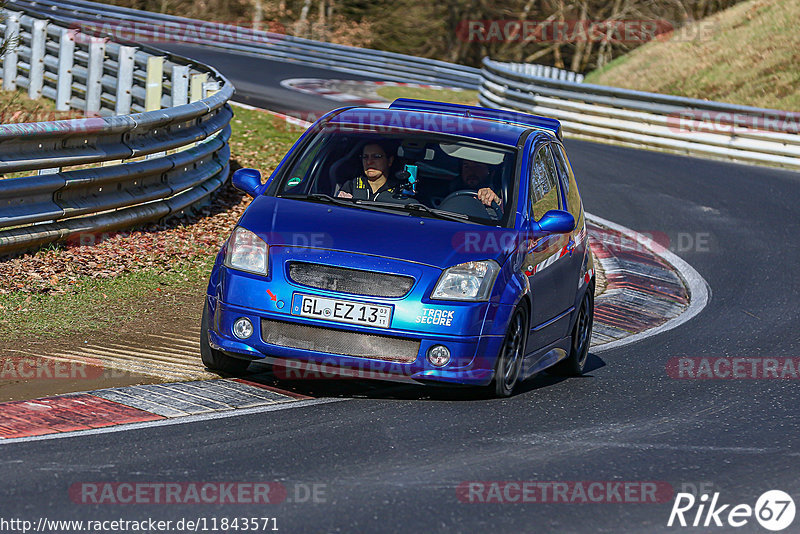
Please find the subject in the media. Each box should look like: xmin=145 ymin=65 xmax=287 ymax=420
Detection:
xmin=202 ymin=80 xmax=220 ymax=98
xmin=85 ymin=37 xmax=105 ymax=116
xmin=2 ymin=12 xmax=20 ymax=91
xmin=190 ymin=72 xmax=207 ymax=103
xmin=27 ymin=18 xmax=47 ymax=100
xmin=171 ymin=65 xmax=189 ymax=107
xmin=115 ymin=45 xmax=136 ymax=115
xmin=55 ymin=29 xmax=75 ymax=111
xmin=145 ymin=56 xmax=164 ymax=111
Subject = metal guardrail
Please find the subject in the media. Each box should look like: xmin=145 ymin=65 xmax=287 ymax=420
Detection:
xmin=9 ymin=0 xmax=484 ymax=90
xmin=0 ymin=7 xmax=234 ymax=256
xmin=2 ymin=0 xmax=794 ymax=261
xmin=15 ymin=0 xmax=795 ymax=171
xmin=5 ymin=1 xmax=587 ymax=91
xmin=480 ymin=58 xmax=800 ymax=170
xmin=498 ymin=62 xmax=583 ymax=84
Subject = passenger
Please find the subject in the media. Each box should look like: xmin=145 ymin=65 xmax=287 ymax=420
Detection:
xmin=459 ymin=160 xmax=502 ymax=208
xmin=337 ymin=142 xmax=401 ymax=201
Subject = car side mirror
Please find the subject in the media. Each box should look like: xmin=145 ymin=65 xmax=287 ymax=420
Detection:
xmin=535 ymin=209 xmax=575 ymax=234
xmin=231 ymin=168 xmax=262 ymax=197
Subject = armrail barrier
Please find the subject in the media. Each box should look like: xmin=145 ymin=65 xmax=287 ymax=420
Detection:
xmin=480 ymin=58 xmax=800 ymax=170
xmin=13 ymin=0 xmax=796 ymax=170
xmin=0 ymin=7 xmax=234 ymax=256
xmin=6 ymin=0 xmax=583 ymax=90
xmin=8 ymin=0 xmax=483 ymax=90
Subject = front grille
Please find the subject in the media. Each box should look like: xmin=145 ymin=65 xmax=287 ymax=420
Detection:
xmin=261 ymin=319 xmax=419 ymax=363
xmin=287 ymin=262 xmax=415 ymax=298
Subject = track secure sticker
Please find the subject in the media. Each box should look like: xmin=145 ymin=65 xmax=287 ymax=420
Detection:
xmin=415 ymin=309 xmax=456 ymax=326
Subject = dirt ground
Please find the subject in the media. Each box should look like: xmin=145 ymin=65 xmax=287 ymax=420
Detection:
xmin=0 ymin=288 xmax=206 ymax=402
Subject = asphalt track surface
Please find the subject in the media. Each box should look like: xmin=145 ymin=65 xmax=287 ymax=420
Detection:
xmin=160 ymin=44 xmax=386 ymax=116
xmin=3 ymin=45 xmax=800 ymax=533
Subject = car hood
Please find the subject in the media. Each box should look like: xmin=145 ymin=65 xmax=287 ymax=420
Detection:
xmin=236 ymin=196 xmax=518 ymax=269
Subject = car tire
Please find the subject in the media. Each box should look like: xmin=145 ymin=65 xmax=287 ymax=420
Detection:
xmin=491 ymin=305 xmax=528 ymax=397
xmin=200 ymin=301 xmax=251 ymax=375
xmin=550 ymin=289 xmax=593 ymax=376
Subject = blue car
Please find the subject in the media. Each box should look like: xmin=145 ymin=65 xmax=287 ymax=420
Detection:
xmin=201 ymin=99 xmax=594 ymax=396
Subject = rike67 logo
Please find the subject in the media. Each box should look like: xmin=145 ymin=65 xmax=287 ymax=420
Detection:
xmin=668 ymin=490 xmax=795 ymax=531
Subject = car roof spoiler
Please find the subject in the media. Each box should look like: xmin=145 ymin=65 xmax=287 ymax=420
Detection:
xmin=388 ymin=98 xmax=562 ymax=141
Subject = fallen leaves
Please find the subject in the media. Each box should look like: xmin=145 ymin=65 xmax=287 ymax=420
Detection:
xmin=0 ymin=183 xmax=252 ymax=296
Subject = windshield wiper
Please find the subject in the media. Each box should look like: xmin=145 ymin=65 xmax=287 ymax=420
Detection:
xmin=280 ymin=194 xmax=412 ymax=216
xmin=359 ymin=200 xmax=470 ymax=223
xmin=401 ymin=202 xmax=471 ymax=222
xmin=279 ymin=193 xmax=346 ymax=204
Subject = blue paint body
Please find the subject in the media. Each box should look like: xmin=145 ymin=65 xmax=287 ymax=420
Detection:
xmin=204 ymin=100 xmax=594 ymax=386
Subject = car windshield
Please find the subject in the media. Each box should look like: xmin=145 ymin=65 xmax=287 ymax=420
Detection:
xmin=270 ymin=126 xmax=518 ymax=227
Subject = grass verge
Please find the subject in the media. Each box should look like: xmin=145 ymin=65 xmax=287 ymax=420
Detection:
xmin=0 ymin=89 xmax=77 ymax=124
xmin=583 ymin=0 xmax=800 ymax=110
xmin=0 ymin=105 xmax=301 ymax=343
xmin=0 ymin=90 xmax=84 ymax=180
xmin=0 ymin=258 xmax=213 ymax=342
xmin=375 ymin=86 xmax=479 ymax=106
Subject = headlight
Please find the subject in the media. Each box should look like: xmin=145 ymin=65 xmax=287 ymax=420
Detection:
xmin=224 ymin=227 xmax=268 ymax=275
xmin=431 ymin=260 xmax=500 ymax=301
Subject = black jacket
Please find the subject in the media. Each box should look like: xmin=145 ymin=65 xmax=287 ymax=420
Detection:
xmin=337 ymin=176 xmax=402 ymax=201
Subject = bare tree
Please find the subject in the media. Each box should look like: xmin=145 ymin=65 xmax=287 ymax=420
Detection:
xmin=296 ymin=0 xmax=312 ymax=38
xmin=89 ymin=0 xmax=743 ymax=70
xmin=252 ymin=0 xmax=263 ymax=30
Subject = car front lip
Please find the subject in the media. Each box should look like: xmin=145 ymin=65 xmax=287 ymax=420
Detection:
xmin=207 ymin=297 xmax=502 ymax=386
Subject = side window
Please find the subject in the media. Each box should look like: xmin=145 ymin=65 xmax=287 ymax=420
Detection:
xmin=278 ymin=135 xmax=329 ymax=195
xmin=530 ymin=145 xmax=560 ymax=220
xmin=552 ymin=143 xmax=582 ymax=221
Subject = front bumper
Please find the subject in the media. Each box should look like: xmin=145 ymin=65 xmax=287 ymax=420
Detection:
xmin=206 ymin=297 xmax=508 ymax=386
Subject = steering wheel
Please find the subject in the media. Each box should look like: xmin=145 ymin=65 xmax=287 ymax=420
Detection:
xmin=439 ymin=190 xmax=502 ymax=220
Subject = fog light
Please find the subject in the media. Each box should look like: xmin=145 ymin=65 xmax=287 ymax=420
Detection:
xmin=232 ymin=317 xmax=253 ymax=339
xmin=427 ymin=345 xmax=451 ymax=367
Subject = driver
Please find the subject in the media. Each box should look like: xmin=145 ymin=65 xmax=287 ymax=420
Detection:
xmin=337 ymin=142 xmax=401 ymax=201
xmin=458 ymin=160 xmax=502 ymax=208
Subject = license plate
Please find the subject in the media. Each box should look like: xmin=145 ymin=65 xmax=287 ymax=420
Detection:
xmin=291 ymin=294 xmax=392 ymax=328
